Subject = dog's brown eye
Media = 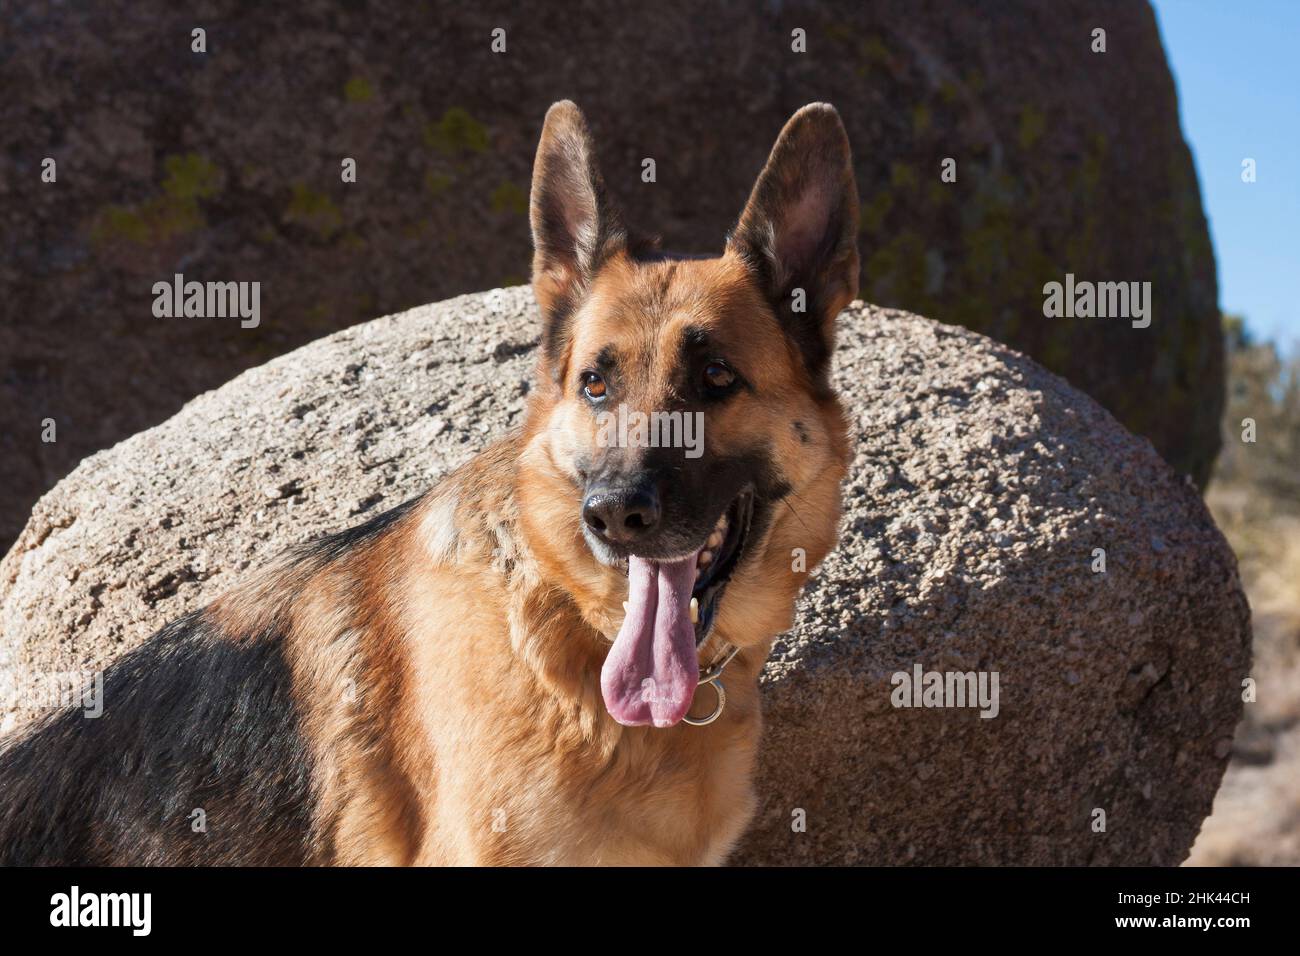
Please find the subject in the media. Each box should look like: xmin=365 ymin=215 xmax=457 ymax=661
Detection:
xmin=582 ymin=372 xmax=607 ymax=400
xmin=703 ymin=362 xmax=735 ymax=391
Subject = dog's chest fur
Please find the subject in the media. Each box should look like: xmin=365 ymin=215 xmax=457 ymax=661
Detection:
xmin=310 ymin=445 xmax=764 ymax=866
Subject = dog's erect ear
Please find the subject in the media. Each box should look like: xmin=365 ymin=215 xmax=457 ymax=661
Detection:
xmin=727 ymin=103 xmax=859 ymax=392
xmin=530 ymin=101 xmax=627 ymax=371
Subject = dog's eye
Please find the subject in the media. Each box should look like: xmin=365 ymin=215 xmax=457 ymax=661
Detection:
xmin=581 ymin=372 xmax=608 ymax=400
xmin=703 ymin=362 xmax=735 ymax=391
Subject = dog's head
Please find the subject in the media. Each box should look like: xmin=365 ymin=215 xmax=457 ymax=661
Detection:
xmin=520 ymin=101 xmax=857 ymax=727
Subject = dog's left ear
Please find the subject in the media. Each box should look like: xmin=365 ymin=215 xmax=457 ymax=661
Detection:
xmin=727 ymin=103 xmax=859 ymax=392
xmin=529 ymin=101 xmax=628 ymax=373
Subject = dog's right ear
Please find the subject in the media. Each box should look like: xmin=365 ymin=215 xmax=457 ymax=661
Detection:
xmin=529 ymin=101 xmax=627 ymax=373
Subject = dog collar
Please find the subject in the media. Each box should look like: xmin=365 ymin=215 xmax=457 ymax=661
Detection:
xmin=682 ymin=641 xmax=742 ymax=726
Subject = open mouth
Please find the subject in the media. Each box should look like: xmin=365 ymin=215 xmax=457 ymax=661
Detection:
xmin=600 ymin=489 xmax=754 ymax=728
xmin=688 ymin=489 xmax=754 ymax=645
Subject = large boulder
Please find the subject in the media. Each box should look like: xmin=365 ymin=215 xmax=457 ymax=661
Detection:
xmin=1 ymin=0 xmax=1222 ymax=556
xmin=0 ymin=289 xmax=1248 ymax=864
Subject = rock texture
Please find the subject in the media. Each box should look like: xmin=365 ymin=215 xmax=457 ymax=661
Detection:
xmin=1 ymin=0 xmax=1222 ymax=556
xmin=0 ymin=289 xmax=1249 ymax=865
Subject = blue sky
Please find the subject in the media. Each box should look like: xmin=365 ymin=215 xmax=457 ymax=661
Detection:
xmin=1151 ymin=0 xmax=1299 ymax=348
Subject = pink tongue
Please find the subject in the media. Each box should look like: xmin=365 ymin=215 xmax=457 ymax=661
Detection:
xmin=601 ymin=552 xmax=701 ymax=727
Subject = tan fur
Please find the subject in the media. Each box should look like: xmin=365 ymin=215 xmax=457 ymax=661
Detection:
xmin=232 ymin=266 xmax=844 ymax=864
xmin=210 ymin=103 xmax=854 ymax=865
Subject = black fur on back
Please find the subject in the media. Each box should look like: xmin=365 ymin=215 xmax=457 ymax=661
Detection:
xmin=0 ymin=494 xmax=428 ymax=865
xmin=0 ymin=609 xmax=320 ymax=866
xmin=292 ymin=494 xmax=419 ymax=565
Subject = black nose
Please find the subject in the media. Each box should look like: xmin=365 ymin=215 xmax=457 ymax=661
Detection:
xmin=582 ymin=483 xmax=661 ymax=544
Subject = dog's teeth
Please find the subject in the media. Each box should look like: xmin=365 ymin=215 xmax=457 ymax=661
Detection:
xmin=689 ymin=597 xmax=699 ymax=624
xmin=622 ymin=601 xmax=629 ymax=613
xmin=706 ymin=531 xmax=723 ymax=548
xmin=698 ymin=550 xmax=713 ymax=567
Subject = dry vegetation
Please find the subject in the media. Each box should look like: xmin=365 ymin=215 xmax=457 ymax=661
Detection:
xmin=1188 ymin=320 xmax=1300 ymax=866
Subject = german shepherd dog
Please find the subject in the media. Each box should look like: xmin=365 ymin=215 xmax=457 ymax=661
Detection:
xmin=0 ymin=101 xmax=858 ymax=865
